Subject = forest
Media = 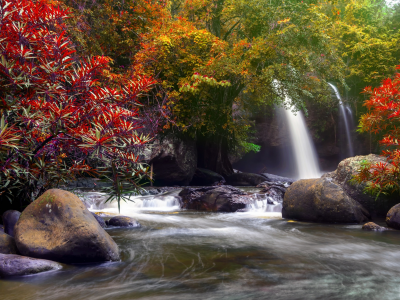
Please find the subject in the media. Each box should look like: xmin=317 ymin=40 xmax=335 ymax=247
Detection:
xmin=1 ymin=0 xmax=400 ymax=298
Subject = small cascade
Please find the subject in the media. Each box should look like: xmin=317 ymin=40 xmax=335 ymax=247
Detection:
xmin=328 ymin=83 xmax=354 ymax=158
xmin=273 ymin=80 xmax=321 ymax=179
xmin=246 ymin=193 xmax=282 ymax=214
xmin=81 ymin=190 xmax=181 ymax=213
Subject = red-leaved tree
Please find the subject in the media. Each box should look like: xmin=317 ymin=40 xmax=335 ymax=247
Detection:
xmin=352 ymin=65 xmax=400 ymax=196
xmin=0 ymin=0 xmax=156 ymax=210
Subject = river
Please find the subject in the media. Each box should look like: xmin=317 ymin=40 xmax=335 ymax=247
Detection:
xmin=1 ymin=190 xmax=400 ymax=300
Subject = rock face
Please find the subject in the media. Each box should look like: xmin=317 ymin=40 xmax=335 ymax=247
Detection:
xmin=386 ymin=204 xmax=400 ymax=230
xmin=179 ymin=186 xmax=251 ymax=212
xmin=323 ymin=154 xmax=399 ymax=217
xmin=283 ymin=178 xmax=370 ymax=223
xmin=362 ymin=222 xmax=387 ymax=231
xmin=0 ymin=232 xmax=18 ymax=254
xmin=190 ymin=168 xmax=226 ymax=186
xmin=107 ymin=216 xmax=141 ymax=228
xmin=225 ymin=172 xmax=266 ymax=186
xmin=0 ymin=254 xmax=62 ymax=277
xmin=14 ymin=189 xmax=120 ymax=263
xmin=149 ymin=138 xmax=197 ymax=186
xmin=2 ymin=210 xmax=21 ymax=237
xmin=91 ymin=212 xmax=107 ymax=228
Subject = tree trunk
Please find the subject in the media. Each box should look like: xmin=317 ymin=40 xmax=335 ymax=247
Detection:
xmin=197 ymin=134 xmax=234 ymax=177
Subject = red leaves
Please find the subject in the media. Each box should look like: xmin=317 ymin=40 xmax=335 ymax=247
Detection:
xmin=0 ymin=0 xmax=155 ymax=190
xmin=354 ymin=65 xmax=400 ymax=195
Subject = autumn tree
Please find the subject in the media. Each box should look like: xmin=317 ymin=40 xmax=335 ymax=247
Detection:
xmin=134 ymin=0 xmax=346 ymax=175
xmin=0 ymin=0 xmax=155 ymax=210
xmin=352 ymin=66 xmax=400 ymax=196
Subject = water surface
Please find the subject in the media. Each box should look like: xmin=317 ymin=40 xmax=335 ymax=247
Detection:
xmin=2 ymin=194 xmax=400 ymax=300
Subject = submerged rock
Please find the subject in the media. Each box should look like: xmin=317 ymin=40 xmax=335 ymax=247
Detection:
xmin=323 ymin=154 xmax=398 ymax=217
xmin=0 ymin=232 xmax=18 ymax=254
xmin=179 ymin=186 xmax=251 ymax=212
xmin=362 ymin=222 xmax=387 ymax=231
xmin=14 ymin=189 xmax=120 ymax=263
xmin=106 ymin=216 xmax=141 ymax=228
xmin=2 ymin=210 xmax=21 ymax=237
xmin=0 ymin=254 xmax=62 ymax=277
xmin=0 ymin=225 xmax=3 ymax=233
xmin=386 ymin=204 xmax=400 ymax=230
xmin=91 ymin=212 xmax=107 ymax=228
xmin=283 ymin=178 xmax=370 ymax=223
xmin=225 ymin=172 xmax=266 ymax=186
xmin=190 ymin=168 xmax=225 ymax=186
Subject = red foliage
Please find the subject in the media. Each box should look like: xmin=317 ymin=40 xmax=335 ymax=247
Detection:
xmin=353 ymin=65 xmax=400 ymax=195
xmin=0 ymin=0 xmax=155 ymax=201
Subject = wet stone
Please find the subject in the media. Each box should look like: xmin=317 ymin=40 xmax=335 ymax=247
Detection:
xmin=106 ymin=216 xmax=141 ymax=228
xmin=91 ymin=212 xmax=107 ymax=228
xmin=15 ymin=189 xmax=120 ymax=263
xmin=362 ymin=222 xmax=387 ymax=231
xmin=2 ymin=210 xmax=21 ymax=237
xmin=386 ymin=203 xmax=400 ymax=230
xmin=0 ymin=254 xmax=62 ymax=277
xmin=0 ymin=232 xmax=18 ymax=254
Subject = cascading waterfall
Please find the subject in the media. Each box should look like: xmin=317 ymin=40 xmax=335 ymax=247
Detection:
xmin=328 ymin=83 xmax=354 ymax=157
xmin=274 ymin=80 xmax=321 ymax=179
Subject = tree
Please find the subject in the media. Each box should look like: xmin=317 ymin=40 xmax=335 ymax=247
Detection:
xmin=0 ymin=0 xmax=155 ymax=209
xmin=134 ymin=0 xmax=346 ymax=175
xmin=352 ymin=65 xmax=400 ymax=196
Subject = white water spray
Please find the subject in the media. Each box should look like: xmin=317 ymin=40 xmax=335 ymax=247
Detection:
xmin=274 ymin=80 xmax=321 ymax=179
xmin=328 ymin=83 xmax=354 ymax=157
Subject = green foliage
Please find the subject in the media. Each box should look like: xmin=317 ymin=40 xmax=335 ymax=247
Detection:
xmin=241 ymin=142 xmax=262 ymax=154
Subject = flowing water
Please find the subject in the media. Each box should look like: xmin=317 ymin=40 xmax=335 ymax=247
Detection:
xmin=328 ymin=83 xmax=355 ymax=158
xmin=273 ymin=79 xmax=320 ymax=179
xmin=281 ymin=108 xmax=321 ymax=179
xmin=2 ymin=191 xmax=400 ymax=300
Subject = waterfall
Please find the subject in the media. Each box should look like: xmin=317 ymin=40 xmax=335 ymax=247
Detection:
xmin=328 ymin=83 xmax=354 ymax=158
xmin=274 ymin=80 xmax=321 ymax=179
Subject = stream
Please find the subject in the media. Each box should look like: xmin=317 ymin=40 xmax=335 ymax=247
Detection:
xmin=2 ymin=189 xmax=400 ymax=300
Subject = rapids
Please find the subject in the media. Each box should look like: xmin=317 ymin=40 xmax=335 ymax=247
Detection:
xmin=2 ymin=191 xmax=400 ymax=300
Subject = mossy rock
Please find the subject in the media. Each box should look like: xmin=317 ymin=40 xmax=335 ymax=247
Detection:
xmin=14 ymin=189 xmax=120 ymax=263
xmin=283 ymin=178 xmax=370 ymax=223
xmin=323 ymin=154 xmax=400 ymax=217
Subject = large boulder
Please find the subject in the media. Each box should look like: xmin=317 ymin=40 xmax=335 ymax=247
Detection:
xmin=148 ymin=138 xmax=197 ymax=186
xmin=190 ymin=168 xmax=226 ymax=186
xmin=0 ymin=254 xmax=62 ymax=277
xmin=386 ymin=204 xmax=400 ymax=230
xmin=226 ymin=172 xmax=266 ymax=186
xmin=2 ymin=210 xmax=21 ymax=237
xmin=106 ymin=216 xmax=141 ymax=228
xmin=323 ymin=154 xmax=399 ymax=217
xmin=14 ymin=189 xmax=120 ymax=263
xmin=0 ymin=232 xmax=18 ymax=254
xmin=179 ymin=186 xmax=251 ymax=212
xmin=283 ymin=178 xmax=370 ymax=223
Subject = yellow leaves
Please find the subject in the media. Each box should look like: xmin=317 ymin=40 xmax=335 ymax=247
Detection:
xmin=277 ymin=18 xmax=291 ymax=24
xmin=158 ymin=35 xmax=173 ymax=48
